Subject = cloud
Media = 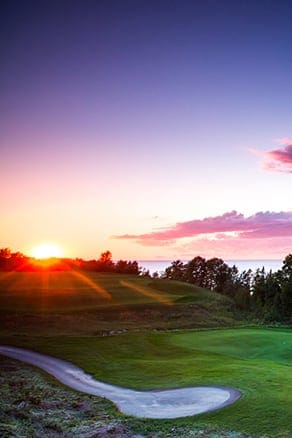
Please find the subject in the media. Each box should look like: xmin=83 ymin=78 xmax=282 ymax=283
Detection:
xmin=252 ymin=140 xmax=292 ymax=173
xmin=264 ymin=144 xmax=292 ymax=172
xmin=114 ymin=210 xmax=292 ymax=244
xmin=275 ymin=137 xmax=292 ymax=146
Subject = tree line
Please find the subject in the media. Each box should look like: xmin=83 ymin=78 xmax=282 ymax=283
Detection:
xmin=161 ymin=255 xmax=291 ymax=323
xmin=0 ymin=248 xmax=141 ymax=275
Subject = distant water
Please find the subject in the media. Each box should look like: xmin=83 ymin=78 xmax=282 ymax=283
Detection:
xmin=139 ymin=260 xmax=283 ymax=275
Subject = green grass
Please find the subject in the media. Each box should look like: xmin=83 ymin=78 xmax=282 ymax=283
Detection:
xmin=0 ymin=272 xmax=178 ymax=311
xmin=0 ymin=272 xmax=232 ymax=312
xmin=1 ymin=328 xmax=291 ymax=437
xmin=0 ymin=272 xmax=238 ymax=335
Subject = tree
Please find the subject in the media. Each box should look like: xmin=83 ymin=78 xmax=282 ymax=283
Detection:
xmin=97 ymin=251 xmax=114 ymax=272
xmin=205 ymin=258 xmax=233 ymax=292
xmin=263 ymin=272 xmax=282 ymax=321
xmin=251 ymin=265 xmax=291 ymax=322
xmin=184 ymin=256 xmax=207 ymax=286
xmin=252 ymin=267 xmax=266 ymax=311
xmin=277 ymin=254 xmax=292 ymax=321
xmin=115 ymin=260 xmax=140 ymax=275
xmin=0 ymin=248 xmax=11 ymax=259
xmin=281 ymin=254 xmax=292 ymax=280
xmin=0 ymin=248 xmax=26 ymax=271
xmin=164 ymin=260 xmax=185 ymax=281
xmin=281 ymin=277 xmax=292 ymax=321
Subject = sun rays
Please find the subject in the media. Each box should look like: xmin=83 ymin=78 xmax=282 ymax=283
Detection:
xmin=120 ymin=280 xmax=172 ymax=306
xmin=0 ymin=269 xmax=113 ymax=313
xmin=68 ymin=270 xmax=112 ymax=300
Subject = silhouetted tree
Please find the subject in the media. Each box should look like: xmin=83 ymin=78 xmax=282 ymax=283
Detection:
xmin=184 ymin=256 xmax=207 ymax=286
xmin=205 ymin=258 xmax=232 ymax=292
xmin=252 ymin=267 xmax=266 ymax=311
xmin=0 ymin=248 xmax=26 ymax=271
xmin=164 ymin=260 xmax=185 ymax=281
xmin=115 ymin=260 xmax=140 ymax=275
xmin=97 ymin=251 xmax=114 ymax=272
xmin=140 ymin=268 xmax=151 ymax=278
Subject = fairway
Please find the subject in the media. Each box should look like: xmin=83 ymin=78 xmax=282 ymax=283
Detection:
xmin=1 ymin=328 xmax=291 ymax=437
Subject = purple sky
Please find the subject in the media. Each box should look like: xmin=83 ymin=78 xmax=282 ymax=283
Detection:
xmin=1 ymin=0 xmax=292 ymax=260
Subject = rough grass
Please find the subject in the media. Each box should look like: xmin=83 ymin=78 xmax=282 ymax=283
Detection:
xmin=0 ymin=356 xmax=133 ymax=438
xmin=1 ymin=328 xmax=291 ymax=437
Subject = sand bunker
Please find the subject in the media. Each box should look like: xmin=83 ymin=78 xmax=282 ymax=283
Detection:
xmin=0 ymin=345 xmax=241 ymax=419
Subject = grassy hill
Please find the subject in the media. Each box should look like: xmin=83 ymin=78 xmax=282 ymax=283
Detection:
xmin=0 ymin=271 xmax=239 ymax=335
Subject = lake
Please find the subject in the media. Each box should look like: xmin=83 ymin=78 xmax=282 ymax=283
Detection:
xmin=139 ymin=259 xmax=283 ymax=275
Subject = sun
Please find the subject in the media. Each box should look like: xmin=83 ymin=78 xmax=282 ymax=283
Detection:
xmin=30 ymin=243 xmax=63 ymax=259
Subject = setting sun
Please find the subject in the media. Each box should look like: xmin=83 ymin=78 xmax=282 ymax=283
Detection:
xmin=30 ymin=243 xmax=63 ymax=260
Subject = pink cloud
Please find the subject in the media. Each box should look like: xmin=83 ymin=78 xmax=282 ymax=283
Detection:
xmin=253 ymin=141 xmax=292 ymax=173
xmin=275 ymin=137 xmax=292 ymax=146
xmin=114 ymin=210 xmax=292 ymax=243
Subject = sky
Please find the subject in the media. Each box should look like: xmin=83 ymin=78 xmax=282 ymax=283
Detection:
xmin=1 ymin=0 xmax=292 ymax=261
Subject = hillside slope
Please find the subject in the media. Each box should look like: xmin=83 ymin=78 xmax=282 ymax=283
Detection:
xmin=0 ymin=272 xmax=240 ymax=335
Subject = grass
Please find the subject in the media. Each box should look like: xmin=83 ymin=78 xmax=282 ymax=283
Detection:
xmin=1 ymin=272 xmax=290 ymax=436
xmin=0 ymin=355 xmax=129 ymax=438
xmin=0 ymin=272 xmax=179 ymax=311
xmin=0 ymin=272 xmax=238 ymax=335
xmin=1 ymin=328 xmax=291 ymax=437
xmin=0 ymin=272 xmax=232 ymax=312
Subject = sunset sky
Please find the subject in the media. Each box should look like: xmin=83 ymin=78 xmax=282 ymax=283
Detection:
xmin=1 ymin=0 xmax=292 ymax=260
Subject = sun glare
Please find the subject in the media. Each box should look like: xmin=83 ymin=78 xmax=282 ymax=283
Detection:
xmin=30 ymin=243 xmax=63 ymax=260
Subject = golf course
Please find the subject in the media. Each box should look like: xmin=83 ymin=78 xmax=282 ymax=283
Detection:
xmin=0 ymin=271 xmax=291 ymax=437
xmin=3 ymin=0 xmax=292 ymax=436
